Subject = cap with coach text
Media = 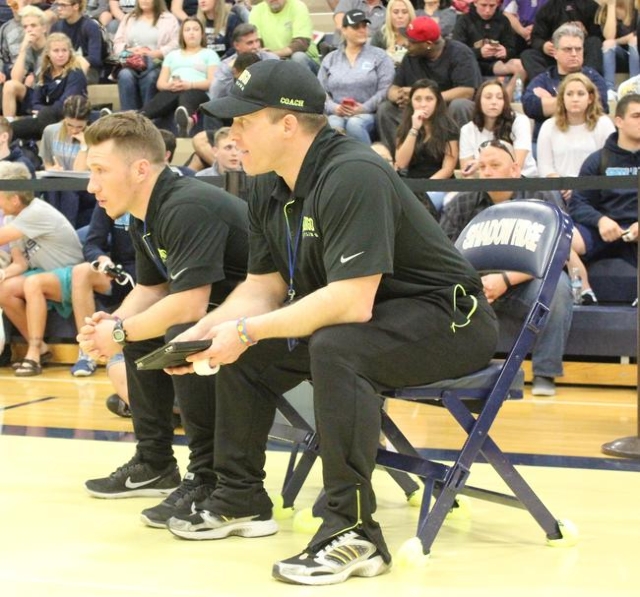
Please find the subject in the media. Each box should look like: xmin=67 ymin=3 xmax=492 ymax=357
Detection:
xmin=405 ymin=16 xmax=441 ymax=43
xmin=200 ymin=60 xmax=326 ymax=120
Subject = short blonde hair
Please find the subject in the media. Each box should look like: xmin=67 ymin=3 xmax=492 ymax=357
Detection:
xmin=0 ymin=162 xmax=34 ymax=205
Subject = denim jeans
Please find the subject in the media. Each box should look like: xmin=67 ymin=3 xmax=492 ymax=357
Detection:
xmin=290 ymin=51 xmax=319 ymax=75
xmin=328 ymin=113 xmax=375 ymax=144
xmin=117 ymin=61 xmax=161 ymax=111
xmin=603 ymin=44 xmax=640 ymax=91
xmin=492 ymin=271 xmax=573 ymax=378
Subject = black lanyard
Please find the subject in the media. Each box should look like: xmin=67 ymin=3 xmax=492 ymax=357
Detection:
xmin=141 ymin=221 xmax=168 ymax=279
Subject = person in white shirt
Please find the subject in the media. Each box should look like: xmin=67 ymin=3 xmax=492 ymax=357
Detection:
xmin=459 ymin=78 xmax=538 ymax=178
xmin=537 ymin=72 xmax=615 ymax=185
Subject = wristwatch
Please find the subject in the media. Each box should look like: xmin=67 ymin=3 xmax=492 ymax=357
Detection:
xmin=112 ymin=318 xmax=128 ymax=346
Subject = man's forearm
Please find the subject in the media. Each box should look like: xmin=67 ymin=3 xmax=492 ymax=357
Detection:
xmin=117 ymin=285 xmax=212 ymax=341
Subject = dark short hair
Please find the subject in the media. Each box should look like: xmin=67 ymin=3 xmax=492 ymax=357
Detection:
xmin=616 ymin=93 xmax=640 ymax=118
xmin=158 ymin=129 xmax=177 ymax=161
xmin=233 ymin=52 xmax=261 ymax=75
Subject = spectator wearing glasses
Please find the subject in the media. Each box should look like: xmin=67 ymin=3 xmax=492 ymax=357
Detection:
xmin=2 ymin=5 xmax=48 ymax=120
xmin=522 ymin=22 xmax=608 ymax=145
xmin=520 ymin=0 xmax=603 ymax=81
xmin=50 ymin=0 xmax=104 ymax=84
xmin=440 ymin=138 xmax=573 ymax=397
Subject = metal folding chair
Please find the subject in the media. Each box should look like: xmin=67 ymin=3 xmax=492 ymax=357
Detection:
xmin=377 ymin=200 xmax=579 ymax=563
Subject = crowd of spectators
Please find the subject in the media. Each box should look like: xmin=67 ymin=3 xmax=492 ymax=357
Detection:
xmin=0 ymin=0 xmax=638 ymax=398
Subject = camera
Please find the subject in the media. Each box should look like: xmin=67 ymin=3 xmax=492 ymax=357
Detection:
xmin=91 ymin=260 xmax=129 ymax=285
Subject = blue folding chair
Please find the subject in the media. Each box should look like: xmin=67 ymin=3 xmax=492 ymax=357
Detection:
xmin=377 ymin=200 xmax=579 ymax=563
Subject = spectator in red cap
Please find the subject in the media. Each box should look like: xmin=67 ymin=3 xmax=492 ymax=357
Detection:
xmin=376 ymin=15 xmax=482 ymax=154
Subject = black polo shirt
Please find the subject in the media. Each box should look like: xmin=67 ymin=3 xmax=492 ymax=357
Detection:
xmin=393 ymin=40 xmax=483 ymax=91
xmin=130 ymin=168 xmax=248 ymax=306
xmin=248 ymin=126 xmax=483 ymax=303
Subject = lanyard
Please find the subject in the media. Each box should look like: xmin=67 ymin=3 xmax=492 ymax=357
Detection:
xmin=283 ymin=198 xmax=304 ymax=350
xmin=141 ymin=221 xmax=168 ymax=279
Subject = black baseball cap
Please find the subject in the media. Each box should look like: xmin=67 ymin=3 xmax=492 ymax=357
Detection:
xmin=200 ymin=60 xmax=326 ymax=120
xmin=342 ymin=9 xmax=371 ymax=27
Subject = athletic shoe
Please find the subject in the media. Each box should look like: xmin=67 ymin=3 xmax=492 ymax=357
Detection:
xmin=531 ymin=376 xmax=556 ymax=397
xmin=174 ymin=106 xmax=192 ymax=137
xmin=140 ymin=472 xmax=215 ymax=528
xmin=580 ymin=289 xmax=598 ymax=306
xmin=272 ymin=530 xmax=390 ymax=585
xmin=105 ymin=394 xmax=131 ymax=418
xmin=167 ymin=508 xmax=278 ymax=540
xmin=71 ymin=356 xmax=97 ymax=377
xmin=85 ymin=456 xmax=180 ymax=498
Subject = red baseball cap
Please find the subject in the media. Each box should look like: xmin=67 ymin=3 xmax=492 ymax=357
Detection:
xmin=406 ymin=16 xmax=441 ymax=43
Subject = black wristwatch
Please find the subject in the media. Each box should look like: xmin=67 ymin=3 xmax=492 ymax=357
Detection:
xmin=112 ymin=318 xmax=128 ymax=346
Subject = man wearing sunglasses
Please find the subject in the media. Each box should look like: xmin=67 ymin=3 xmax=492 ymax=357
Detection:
xmin=440 ymin=139 xmax=574 ymax=397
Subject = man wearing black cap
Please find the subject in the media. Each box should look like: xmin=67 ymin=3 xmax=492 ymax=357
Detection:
xmin=166 ymin=59 xmax=499 ymax=585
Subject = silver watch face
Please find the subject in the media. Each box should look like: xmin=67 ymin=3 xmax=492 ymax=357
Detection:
xmin=112 ymin=326 xmax=126 ymax=344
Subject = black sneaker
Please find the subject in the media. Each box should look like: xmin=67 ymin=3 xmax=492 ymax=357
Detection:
xmin=105 ymin=394 xmax=131 ymax=418
xmin=167 ymin=508 xmax=278 ymax=540
xmin=272 ymin=530 xmax=390 ymax=585
xmin=85 ymin=456 xmax=181 ymax=498
xmin=140 ymin=472 xmax=215 ymax=528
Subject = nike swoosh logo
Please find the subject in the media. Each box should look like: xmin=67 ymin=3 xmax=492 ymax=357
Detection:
xmin=340 ymin=251 xmax=365 ymax=264
xmin=170 ymin=267 xmax=188 ymax=281
xmin=125 ymin=475 xmax=161 ymax=489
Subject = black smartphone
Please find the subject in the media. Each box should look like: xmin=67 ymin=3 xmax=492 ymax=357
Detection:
xmin=135 ymin=340 xmax=212 ymax=370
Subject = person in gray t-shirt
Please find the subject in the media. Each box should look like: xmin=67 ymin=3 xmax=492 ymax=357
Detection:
xmin=0 ymin=161 xmax=83 ymax=376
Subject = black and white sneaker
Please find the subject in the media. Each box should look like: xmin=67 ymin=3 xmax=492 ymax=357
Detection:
xmin=85 ymin=456 xmax=180 ymax=498
xmin=167 ymin=508 xmax=278 ymax=540
xmin=140 ymin=472 xmax=215 ymax=528
xmin=272 ymin=530 xmax=390 ymax=586
xmin=174 ymin=106 xmax=192 ymax=137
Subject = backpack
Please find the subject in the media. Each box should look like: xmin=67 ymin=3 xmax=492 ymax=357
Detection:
xmin=84 ymin=17 xmax=115 ymax=63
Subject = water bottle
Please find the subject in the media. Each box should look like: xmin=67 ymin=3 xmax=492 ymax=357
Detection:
xmin=513 ymin=76 xmax=523 ymax=103
xmin=570 ymin=267 xmax=582 ymax=305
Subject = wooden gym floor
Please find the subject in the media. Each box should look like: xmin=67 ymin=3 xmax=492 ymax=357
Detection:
xmin=1 ymin=365 xmax=639 ymax=596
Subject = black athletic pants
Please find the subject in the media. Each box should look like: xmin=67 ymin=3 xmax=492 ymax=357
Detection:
xmin=142 ymin=89 xmax=209 ymax=120
xmin=122 ymin=323 xmax=217 ymax=484
xmin=206 ymin=293 xmax=498 ymax=562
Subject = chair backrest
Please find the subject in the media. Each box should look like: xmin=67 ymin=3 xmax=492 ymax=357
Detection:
xmin=455 ymin=199 xmax=572 ymax=304
xmin=455 ymin=200 xmax=573 ymax=373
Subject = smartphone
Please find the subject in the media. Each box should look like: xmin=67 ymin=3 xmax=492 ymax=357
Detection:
xmin=170 ymin=74 xmax=181 ymax=81
xmin=489 ymin=40 xmax=500 ymax=46
xmin=342 ymin=98 xmax=356 ymax=108
xmin=135 ymin=339 xmax=212 ymax=370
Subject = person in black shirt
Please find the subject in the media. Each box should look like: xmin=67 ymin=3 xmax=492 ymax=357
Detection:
xmin=163 ymin=60 xmax=498 ymax=586
xmin=77 ymin=112 xmax=249 ymax=530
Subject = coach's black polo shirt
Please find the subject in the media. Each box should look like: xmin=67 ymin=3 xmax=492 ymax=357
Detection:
xmin=248 ymin=126 xmax=482 ymax=304
xmin=131 ymin=167 xmax=248 ymax=306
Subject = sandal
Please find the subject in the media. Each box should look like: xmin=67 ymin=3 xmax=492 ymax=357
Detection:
xmin=11 ymin=350 xmax=52 ymax=370
xmin=14 ymin=358 xmax=42 ymax=377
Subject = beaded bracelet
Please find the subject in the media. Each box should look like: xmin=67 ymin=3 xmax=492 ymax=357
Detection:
xmin=408 ymin=128 xmax=419 ymax=137
xmin=236 ymin=317 xmax=257 ymax=346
